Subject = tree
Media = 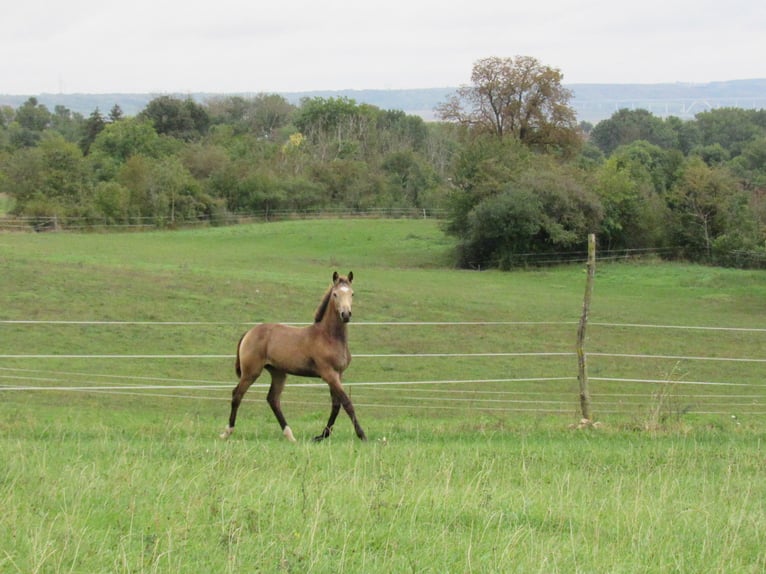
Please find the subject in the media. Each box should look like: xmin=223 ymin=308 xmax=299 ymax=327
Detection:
xmin=443 ymin=134 xmax=531 ymax=236
xmin=139 ymin=96 xmax=210 ymax=141
xmin=80 ymin=108 xmax=107 ymax=155
xmin=15 ymin=97 xmax=51 ymax=132
xmin=594 ymin=156 xmax=668 ymax=250
xmin=294 ymin=97 xmax=376 ymax=160
xmin=89 ymin=118 xmax=162 ymax=163
xmin=667 ymin=157 xmax=751 ymax=261
xmin=694 ymin=108 xmax=765 ymax=158
xmin=108 ymin=104 xmax=124 ymax=123
xmin=50 ymin=105 xmax=83 ymax=143
xmin=1 ymin=133 xmax=89 ymax=218
xmin=436 ymin=56 xmax=579 ymax=153
xmin=87 ymin=118 xmax=163 ymax=181
xmin=381 ymin=150 xmax=438 ymax=207
xmin=9 ymin=97 xmax=52 ymax=148
xmin=249 ymin=93 xmax=294 ymax=139
xmin=590 ymin=109 xmax=679 ymax=155
xmin=449 ymin=156 xmax=602 ymax=269
xmin=206 ymin=94 xmax=294 ymax=139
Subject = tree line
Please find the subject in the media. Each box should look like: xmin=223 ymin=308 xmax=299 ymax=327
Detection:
xmin=1 ymin=56 xmax=764 ymax=268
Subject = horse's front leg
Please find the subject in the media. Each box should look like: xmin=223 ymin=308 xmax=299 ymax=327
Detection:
xmin=313 ymin=391 xmax=342 ymax=442
xmin=315 ymin=372 xmax=366 ymax=442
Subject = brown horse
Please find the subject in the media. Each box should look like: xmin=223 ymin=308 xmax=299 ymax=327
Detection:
xmin=221 ymin=271 xmax=366 ymax=442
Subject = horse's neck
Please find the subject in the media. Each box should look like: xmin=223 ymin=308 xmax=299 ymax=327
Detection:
xmin=317 ymin=300 xmax=347 ymax=343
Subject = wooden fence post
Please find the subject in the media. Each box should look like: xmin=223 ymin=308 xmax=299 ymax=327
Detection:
xmin=576 ymin=233 xmax=596 ymax=422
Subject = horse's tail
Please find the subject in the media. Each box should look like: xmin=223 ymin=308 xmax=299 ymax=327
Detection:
xmin=235 ymin=332 xmax=246 ymax=378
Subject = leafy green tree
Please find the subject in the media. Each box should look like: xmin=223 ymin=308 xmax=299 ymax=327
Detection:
xmin=206 ymin=94 xmax=294 ymax=139
xmin=594 ymin=156 xmax=669 ymax=250
xmin=15 ymin=97 xmax=51 ymax=132
xmin=691 ymin=143 xmax=730 ymax=166
xmin=93 ymin=181 xmax=131 ymax=223
xmin=181 ymin=143 xmax=230 ymax=180
xmin=694 ymin=108 xmax=766 ymax=157
xmin=139 ymin=96 xmax=210 ymax=141
xmin=309 ymin=159 xmax=383 ymax=208
xmin=664 ymin=115 xmax=700 ymax=155
xmin=80 ymin=108 xmax=107 ymax=155
xmin=374 ymin=110 xmax=429 ymax=154
xmin=455 ymin=162 xmax=602 ymax=268
xmin=294 ymin=97 xmax=377 ymax=160
xmin=50 ymin=105 xmax=83 ymax=143
xmin=667 ymin=157 xmax=753 ymax=261
xmin=436 ymin=56 xmax=579 ymax=153
xmin=148 ymin=156 xmax=208 ymax=224
xmin=108 ymin=104 xmax=124 ymax=123
xmin=590 ymin=109 xmax=679 ymax=155
xmin=444 ymin=134 xmax=532 ymax=237
xmin=1 ymin=133 xmax=89 ymax=218
xmin=729 ymin=137 xmax=766 ymax=189
xmin=8 ymin=98 xmax=52 ymax=148
xmin=88 ymin=118 xmax=163 ymax=180
xmin=249 ymin=93 xmax=294 ymax=139
xmin=381 ymin=150 xmax=438 ymax=207
xmin=0 ymin=146 xmax=45 ymax=209
xmin=609 ymin=140 xmax=683 ymax=196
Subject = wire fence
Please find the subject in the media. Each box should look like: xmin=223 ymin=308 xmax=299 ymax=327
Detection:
xmin=0 ymin=207 xmax=446 ymax=233
xmin=1 ymin=320 xmax=764 ymax=422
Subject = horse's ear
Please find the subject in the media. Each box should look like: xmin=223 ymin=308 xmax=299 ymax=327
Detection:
xmin=348 ymin=271 xmax=353 ymax=283
xmin=332 ymin=271 xmax=339 ymax=284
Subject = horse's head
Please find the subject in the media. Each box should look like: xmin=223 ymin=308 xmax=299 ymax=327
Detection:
xmin=332 ymin=271 xmax=354 ymax=323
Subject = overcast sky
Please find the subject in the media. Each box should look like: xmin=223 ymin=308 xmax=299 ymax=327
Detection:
xmin=4 ymin=0 xmax=764 ymax=94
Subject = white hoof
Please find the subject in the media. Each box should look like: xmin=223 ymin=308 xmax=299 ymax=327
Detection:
xmin=220 ymin=427 xmax=234 ymax=440
xmin=283 ymin=426 xmax=297 ymax=442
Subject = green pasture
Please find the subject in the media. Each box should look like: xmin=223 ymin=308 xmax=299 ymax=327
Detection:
xmin=1 ymin=220 xmax=765 ymax=573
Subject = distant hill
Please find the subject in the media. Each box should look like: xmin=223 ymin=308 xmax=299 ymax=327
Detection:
xmin=2 ymin=79 xmax=765 ymax=124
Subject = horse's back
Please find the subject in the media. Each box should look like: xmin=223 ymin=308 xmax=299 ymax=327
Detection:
xmin=237 ymin=321 xmax=350 ymax=379
xmin=238 ymin=322 xmax=317 ymax=377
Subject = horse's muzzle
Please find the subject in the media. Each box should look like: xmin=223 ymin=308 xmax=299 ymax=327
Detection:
xmin=341 ymin=311 xmax=352 ymax=323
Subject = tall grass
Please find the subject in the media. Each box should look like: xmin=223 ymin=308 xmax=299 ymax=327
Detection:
xmin=1 ymin=220 xmax=766 ymax=572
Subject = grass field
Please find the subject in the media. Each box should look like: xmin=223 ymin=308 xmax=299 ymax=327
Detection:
xmin=1 ymin=220 xmax=765 ymax=573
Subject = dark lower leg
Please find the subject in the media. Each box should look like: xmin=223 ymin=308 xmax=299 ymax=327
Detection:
xmin=221 ymin=386 xmax=245 ymax=438
xmin=314 ymin=395 xmax=341 ymax=442
xmin=340 ymin=393 xmax=367 ymax=441
xmin=228 ymin=388 xmax=244 ymax=428
xmin=315 ymin=389 xmax=366 ymax=441
xmin=266 ymin=372 xmax=295 ymax=441
xmin=267 ymin=387 xmax=289 ymax=430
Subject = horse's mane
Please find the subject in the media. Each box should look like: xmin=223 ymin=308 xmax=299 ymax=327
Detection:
xmin=314 ymin=287 xmax=333 ymax=323
xmin=314 ymin=277 xmax=351 ymax=323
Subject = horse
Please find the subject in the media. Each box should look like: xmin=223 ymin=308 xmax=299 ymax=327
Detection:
xmin=220 ymin=271 xmax=366 ymax=442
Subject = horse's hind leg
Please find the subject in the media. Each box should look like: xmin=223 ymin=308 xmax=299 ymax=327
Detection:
xmin=266 ymin=369 xmax=296 ymax=442
xmin=220 ymin=369 xmax=260 ymax=439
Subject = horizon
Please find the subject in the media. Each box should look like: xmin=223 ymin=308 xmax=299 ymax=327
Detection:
xmin=2 ymin=76 xmax=765 ymax=98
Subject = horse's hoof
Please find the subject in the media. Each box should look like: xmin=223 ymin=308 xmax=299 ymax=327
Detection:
xmin=313 ymin=426 xmax=332 ymax=442
xmin=220 ymin=427 xmax=234 ymax=440
xmin=283 ymin=426 xmax=297 ymax=442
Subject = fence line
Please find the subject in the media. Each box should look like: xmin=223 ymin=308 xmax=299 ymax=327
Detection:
xmin=2 ymin=319 xmax=765 ymax=332
xmin=1 ymin=351 xmax=764 ymax=364
xmin=2 ymin=374 xmax=762 ymax=393
xmin=2 ymin=320 xmax=763 ymax=417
